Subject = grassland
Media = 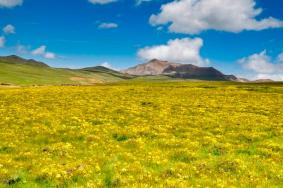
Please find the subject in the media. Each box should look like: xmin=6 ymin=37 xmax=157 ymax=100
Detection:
xmin=0 ymin=59 xmax=130 ymax=85
xmin=0 ymin=81 xmax=283 ymax=187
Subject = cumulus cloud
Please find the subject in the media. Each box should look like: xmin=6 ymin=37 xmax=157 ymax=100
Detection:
xmin=100 ymin=62 xmax=113 ymax=69
xmin=31 ymin=45 xmax=56 ymax=59
xmin=137 ymin=38 xmax=209 ymax=66
xmin=32 ymin=46 xmax=46 ymax=56
xmin=98 ymin=22 xmax=118 ymax=29
xmin=239 ymin=51 xmax=275 ymax=74
xmin=88 ymin=0 xmax=117 ymax=5
xmin=0 ymin=36 xmax=5 ymax=47
xmin=44 ymin=52 xmax=56 ymax=59
xmin=0 ymin=0 xmax=23 ymax=8
xmin=100 ymin=62 xmax=120 ymax=71
xmin=3 ymin=24 xmax=15 ymax=34
xmin=150 ymin=0 xmax=283 ymax=34
xmin=238 ymin=51 xmax=283 ymax=81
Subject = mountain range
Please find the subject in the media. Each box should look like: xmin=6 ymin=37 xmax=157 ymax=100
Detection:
xmin=0 ymin=55 xmax=133 ymax=85
xmin=0 ymin=55 xmax=272 ymax=86
xmin=123 ymin=59 xmax=237 ymax=81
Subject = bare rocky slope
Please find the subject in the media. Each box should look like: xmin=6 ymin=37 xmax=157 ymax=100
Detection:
xmin=123 ymin=59 xmax=238 ymax=81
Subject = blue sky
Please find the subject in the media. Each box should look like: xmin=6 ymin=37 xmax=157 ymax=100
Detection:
xmin=0 ymin=0 xmax=283 ymax=80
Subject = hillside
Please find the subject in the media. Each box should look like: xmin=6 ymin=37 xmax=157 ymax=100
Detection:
xmin=0 ymin=55 xmax=50 ymax=68
xmin=123 ymin=59 xmax=238 ymax=81
xmin=0 ymin=55 xmax=242 ymax=86
xmin=0 ymin=55 xmax=129 ymax=85
xmin=82 ymin=66 xmax=134 ymax=80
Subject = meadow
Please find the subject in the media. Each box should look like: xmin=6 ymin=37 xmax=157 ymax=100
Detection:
xmin=0 ymin=81 xmax=282 ymax=187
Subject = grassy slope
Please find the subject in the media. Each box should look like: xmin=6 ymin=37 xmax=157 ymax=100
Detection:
xmin=0 ymin=61 xmax=125 ymax=85
xmin=82 ymin=66 xmax=134 ymax=80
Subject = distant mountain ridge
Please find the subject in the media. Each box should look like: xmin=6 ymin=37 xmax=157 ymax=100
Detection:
xmin=0 ymin=55 xmax=49 ymax=67
xmin=82 ymin=66 xmax=133 ymax=79
xmin=122 ymin=59 xmax=180 ymax=75
xmin=2 ymin=55 xmax=270 ymax=86
xmin=123 ymin=59 xmax=238 ymax=81
xmin=0 ymin=55 xmax=129 ymax=85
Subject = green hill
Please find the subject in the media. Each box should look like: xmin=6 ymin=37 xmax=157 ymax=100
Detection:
xmin=0 ymin=55 xmax=131 ymax=86
xmin=82 ymin=66 xmax=134 ymax=80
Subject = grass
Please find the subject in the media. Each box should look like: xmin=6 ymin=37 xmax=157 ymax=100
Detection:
xmin=0 ymin=60 xmax=127 ymax=85
xmin=0 ymin=81 xmax=283 ymax=187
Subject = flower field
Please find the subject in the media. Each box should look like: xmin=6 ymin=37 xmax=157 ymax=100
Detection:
xmin=0 ymin=81 xmax=283 ymax=187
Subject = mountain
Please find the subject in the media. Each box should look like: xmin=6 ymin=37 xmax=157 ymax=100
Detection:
xmin=123 ymin=59 xmax=180 ymax=75
xmin=253 ymin=79 xmax=274 ymax=83
xmin=82 ymin=66 xmax=133 ymax=79
xmin=237 ymin=77 xmax=250 ymax=82
xmin=123 ymin=59 xmax=237 ymax=81
xmin=0 ymin=55 xmax=49 ymax=67
xmin=0 ymin=55 xmax=129 ymax=85
xmin=0 ymin=55 xmax=243 ymax=86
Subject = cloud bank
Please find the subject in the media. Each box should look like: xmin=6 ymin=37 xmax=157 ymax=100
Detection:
xmin=239 ymin=51 xmax=283 ymax=81
xmin=150 ymin=0 xmax=283 ymax=34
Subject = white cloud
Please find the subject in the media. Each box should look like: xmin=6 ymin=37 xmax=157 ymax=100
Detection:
xmin=98 ymin=22 xmax=118 ymax=29
xmin=44 ymin=52 xmax=56 ymax=59
xmin=150 ymin=0 xmax=283 ymax=34
xmin=32 ymin=46 xmax=46 ymax=56
xmin=239 ymin=51 xmax=275 ymax=74
xmin=101 ymin=62 xmax=112 ymax=69
xmin=137 ymin=38 xmax=209 ymax=66
xmin=0 ymin=0 xmax=22 ymax=8
xmin=3 ymin=24 xmax=15 ymax=34
xmin=238 ymin=51 xmax=283 ymax=81
xmin=0 ymin=36 xmax=5 ymax=47
xmin=88 ymin=0 xmax=117 ymax=5
xmin=31 ymin=45 xmax=56 ymax=59
xmin=100 ymin=62 xmax=119 ymax=70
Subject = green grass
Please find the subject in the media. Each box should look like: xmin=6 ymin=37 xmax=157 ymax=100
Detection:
xmin=0 ymin=60 xmax=127 ymax=85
